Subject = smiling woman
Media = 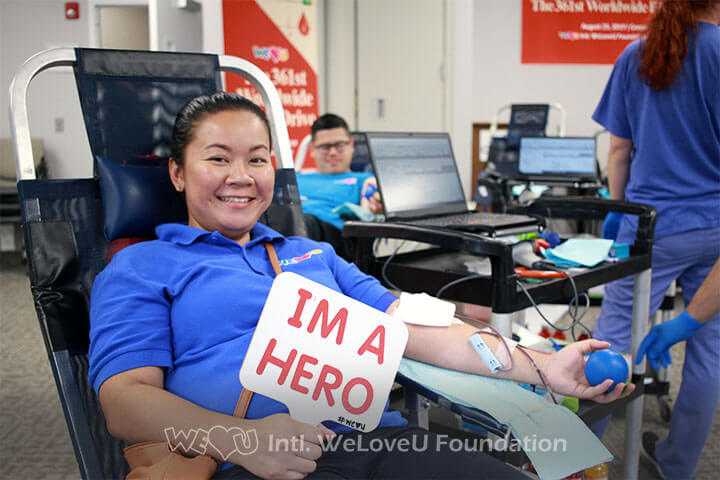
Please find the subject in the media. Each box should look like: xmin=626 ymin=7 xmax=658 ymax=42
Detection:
xmin=168 ymin=95 xmax=275 ymax=245
xmin=88 ymin=92 xmax=628 ymax=480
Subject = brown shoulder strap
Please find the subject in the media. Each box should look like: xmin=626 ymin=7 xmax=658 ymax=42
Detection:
xmin=265 ymin=242 xmax=282 ymax=276
xmin=233 ymin=388 xmax=254 ymax=418
xmin=233 ymin=243 xmax=283 ymax=418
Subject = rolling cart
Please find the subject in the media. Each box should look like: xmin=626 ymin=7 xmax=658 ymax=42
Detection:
xmin=344 ymin=196 xmax=656 ymax=480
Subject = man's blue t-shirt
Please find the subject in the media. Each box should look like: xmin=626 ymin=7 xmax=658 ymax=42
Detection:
xmin=88 ymin=222 xmax=403 ymax=433
xmin=593 ymin=21 xmax=720 ymax=242
xmin=297 ymin=171 xmax=373 ymax=230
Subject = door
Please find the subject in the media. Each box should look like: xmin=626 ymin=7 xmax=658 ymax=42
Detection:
xmin=92 ymin=0 xmax=203 ymax=52
xmin=151 ymin=0 xmax=203 ymax=52
xmin=98 ymin=6 xmax=150 ymax=50
xmin=356 ymin=0 xmax=447 ymax=132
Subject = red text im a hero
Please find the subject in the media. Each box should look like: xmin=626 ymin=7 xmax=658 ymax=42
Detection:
xmin=255 ymin=288 xmax=387 ymax=415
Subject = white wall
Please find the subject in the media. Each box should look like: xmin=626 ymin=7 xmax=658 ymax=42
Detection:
xmin=450 ymin=0 xmax=474 ymax=199
xmin=1 ymin=0 xmax=93 ymax=179
xmin=2 ymin=0 xmax=617 ymax=181
xmin=2 ymin=0 xmax=207 ymax=179
xmin=200 ymin=0 xmax=224 ymax=55
xmin=322 ymin=0 xmax=475 ymax=200
xmin=473 ymin=0 xmax=613 ymax=170
xmin=324 ymin=0 xmax=355 ymax=126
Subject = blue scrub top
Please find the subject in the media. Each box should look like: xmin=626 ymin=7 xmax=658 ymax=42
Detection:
xmin=297 ymin=171 xmax=373 ymax=230
xmin=593 ymin=21 xmax=720 ymax=242
xmin=88 ymin=222 xmax=404 ymax=433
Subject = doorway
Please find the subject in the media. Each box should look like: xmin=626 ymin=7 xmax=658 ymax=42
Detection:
xmin=91 ymin=1 xmax=203 ymax=52
xmin=99 ymin=6 xmax=150 ymax=50
xmin=356 ymin=0 xmax=447 ymax=132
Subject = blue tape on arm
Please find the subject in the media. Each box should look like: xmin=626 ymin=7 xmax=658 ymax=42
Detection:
xmin=469 ymin=333 xmax=502 ymax=374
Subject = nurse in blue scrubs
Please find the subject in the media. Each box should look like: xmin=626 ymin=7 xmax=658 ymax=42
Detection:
xmin=592 ymin=1 xmax=720 ymax=478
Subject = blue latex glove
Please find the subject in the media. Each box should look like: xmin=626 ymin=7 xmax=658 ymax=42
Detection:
xmin=601 ymin=212 xmax=623 ymax=240
xmin=636 ymin=310 xmax=703 ymax=370
xmin=538 ymin=232 xmax=561 ymax=248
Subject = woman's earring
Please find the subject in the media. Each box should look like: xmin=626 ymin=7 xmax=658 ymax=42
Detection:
xmin=176 ymin=185 xmax=184 ymax=192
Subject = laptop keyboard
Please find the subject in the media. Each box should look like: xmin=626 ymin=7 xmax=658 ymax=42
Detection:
xmin=409 ymin=212 xmax=529 ymax=227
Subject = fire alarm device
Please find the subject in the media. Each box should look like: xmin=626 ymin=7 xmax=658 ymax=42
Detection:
xmin=65 ymin=2 xmax=79 ymax=20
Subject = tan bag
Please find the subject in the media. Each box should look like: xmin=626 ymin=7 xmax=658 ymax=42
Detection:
xmin=121 ymin=243 xmax=282 ymax=479
xmin=124 ymin=441 xmax=219 ymax=480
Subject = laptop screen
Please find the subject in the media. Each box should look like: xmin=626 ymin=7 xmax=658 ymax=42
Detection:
xmin=366 ymin=132 xmax=467 ymax=219
xmin=518 ymin=137 xmax=597 ymax=179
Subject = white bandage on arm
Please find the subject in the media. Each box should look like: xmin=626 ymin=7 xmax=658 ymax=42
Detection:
xmin=475 ymin=328 xmax=519 ymax=369
xmin=391 ymin=292 xmax=456 ymax=327
xmin=493 ymin=333 xmax=518 ymax=367
xmin=495 ymin=337 xmax=517 ymax=366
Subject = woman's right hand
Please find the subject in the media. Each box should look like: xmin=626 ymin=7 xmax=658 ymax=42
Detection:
xmin=230 ymin=413 xmax=335 ymax=480
xmin=98 ymin=369 xmax=334 ymax=479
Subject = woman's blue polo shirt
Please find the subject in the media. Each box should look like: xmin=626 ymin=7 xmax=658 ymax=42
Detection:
xmin=88 ymin=222 xmax=403 ymax=432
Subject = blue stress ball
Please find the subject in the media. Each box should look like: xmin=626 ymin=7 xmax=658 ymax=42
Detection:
xmin=584 ymin=349 xmax=629 ymax=393
xmin=363 ymin=184 xmax=378 ymax=200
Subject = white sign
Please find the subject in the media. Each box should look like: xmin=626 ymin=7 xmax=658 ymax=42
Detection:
xmin=239 ymin=272 xmax=408 ymax=432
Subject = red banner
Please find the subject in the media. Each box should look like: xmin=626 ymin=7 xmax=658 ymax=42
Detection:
xmin=223 ymin=0 xmax=319 ymax=167
xmin=522 ymin=0 xmax=659 ymax=64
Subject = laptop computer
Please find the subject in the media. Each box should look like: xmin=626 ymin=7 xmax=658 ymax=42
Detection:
xmin=365 ymin=132 xmax=541 ymax=237
xmin=517 ymin=136 xmax=599 ymax=184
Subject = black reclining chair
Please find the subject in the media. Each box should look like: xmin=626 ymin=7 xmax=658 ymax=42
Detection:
xmin=9 ymin=47 xmax=304 ymax=479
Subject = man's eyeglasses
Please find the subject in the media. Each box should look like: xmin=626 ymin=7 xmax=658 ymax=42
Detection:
xmin=314 ymin=140 xmax=350 ymax=154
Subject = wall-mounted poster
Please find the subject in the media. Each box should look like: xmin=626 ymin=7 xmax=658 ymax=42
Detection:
xmin=522 ymin=0 xmax=658 ymax=64
xmin=223 ymin=0 xmax=318 ymax=167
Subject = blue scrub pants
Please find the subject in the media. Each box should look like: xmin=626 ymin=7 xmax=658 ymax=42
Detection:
xmin=592 ymin=226 xmax=720 ymax=480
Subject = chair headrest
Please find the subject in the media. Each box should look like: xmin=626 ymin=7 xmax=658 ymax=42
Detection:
xmin=95 ymin=155 xmax=187 ymax=242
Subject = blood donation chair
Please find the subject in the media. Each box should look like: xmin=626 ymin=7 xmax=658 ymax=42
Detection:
xmin=9 ymin=47 xmax=306 ymax=479
xmin=11 ymin=48 xmax=613 ymax=480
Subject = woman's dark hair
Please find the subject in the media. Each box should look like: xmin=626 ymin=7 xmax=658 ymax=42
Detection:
xmin=171 ymin=92 xmax=272 ymax=166
xmin=639 ymin=0 xmax=718 ymax=90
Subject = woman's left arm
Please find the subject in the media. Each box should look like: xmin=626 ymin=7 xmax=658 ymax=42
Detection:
xmin=606 ymin=134 xmax=633 ymax=200
xmin=387 ymin=301 xmax=631 ymax=403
